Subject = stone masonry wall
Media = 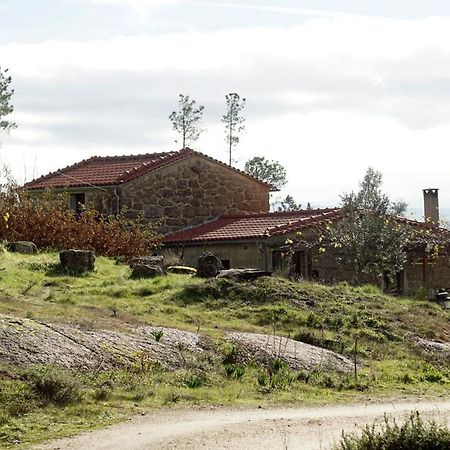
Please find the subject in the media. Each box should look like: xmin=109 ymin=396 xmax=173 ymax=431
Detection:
xmin=121 ymin=155 xmax=270 ymax=233
xmin=85 ymin=189 xmax=116 ymax=215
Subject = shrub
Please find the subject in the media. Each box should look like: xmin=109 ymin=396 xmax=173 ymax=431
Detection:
xmin=182 ymin=372 xmax=205 ymax=389
xmin=224 ymin=364 xmax=246 ymax=380
xmin=0 ymin=189 xmax=161 ymax=258
xmin=335 ymin=412 xmax=450 ymax=450
xmin=25 ymin=366 xmax=83 ymax=406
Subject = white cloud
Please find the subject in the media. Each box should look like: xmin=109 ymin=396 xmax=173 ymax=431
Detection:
xmin=2 ymin=14 xmax=450 ymax=206
xmin=73 ymin=0 xmax=177 ymax=16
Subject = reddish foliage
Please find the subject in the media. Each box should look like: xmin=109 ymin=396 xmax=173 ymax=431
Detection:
xmin=0 ymin=189 xmax=161 ymax=258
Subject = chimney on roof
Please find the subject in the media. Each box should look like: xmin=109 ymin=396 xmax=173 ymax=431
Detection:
xmin=423 ymin=188 xmax=440 ymax=225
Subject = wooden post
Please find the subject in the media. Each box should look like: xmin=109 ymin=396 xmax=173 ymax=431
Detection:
xmin=353 ymin=335 xmax=358 ymax=383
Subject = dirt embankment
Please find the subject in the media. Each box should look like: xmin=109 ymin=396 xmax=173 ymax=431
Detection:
xmin=0 ymin=314 xmax=353 ymax=373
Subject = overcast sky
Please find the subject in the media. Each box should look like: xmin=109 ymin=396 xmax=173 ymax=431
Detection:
xmin=1 ymin=0 xmax=450 ymax=215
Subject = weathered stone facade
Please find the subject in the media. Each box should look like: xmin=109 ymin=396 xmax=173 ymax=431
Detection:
xmin=29 ymin=153 xmax=270 ymax=234
xmin=120 ymin=155 xmax=269 ymax=233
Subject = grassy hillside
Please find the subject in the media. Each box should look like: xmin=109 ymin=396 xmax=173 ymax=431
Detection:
xmin=0 ymin=251 xmax=449 ymax=447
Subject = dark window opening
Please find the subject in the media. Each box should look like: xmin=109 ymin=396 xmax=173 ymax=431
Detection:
xmin=70 ymin=193 xmax=86 ymax=215
xmin=221 ymin=259 xmax=231 ymax=270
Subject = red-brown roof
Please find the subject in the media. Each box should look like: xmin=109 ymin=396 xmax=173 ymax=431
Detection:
xmin=24 ymin=148 xmax=273 ymax=190
xmin=163 ymin=209 xmax=342 ymax=243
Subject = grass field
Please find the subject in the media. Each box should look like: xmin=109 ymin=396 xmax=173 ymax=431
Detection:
xmin=0 ymin=251 xmax=449 ymax=448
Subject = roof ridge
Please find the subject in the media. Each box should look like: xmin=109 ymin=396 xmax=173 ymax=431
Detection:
xmin=217 ymin=208 xmax=339 ymax=220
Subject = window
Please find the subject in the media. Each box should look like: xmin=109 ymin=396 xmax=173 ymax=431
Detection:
xmin=69 ymin=193 xmax=86 ymax=215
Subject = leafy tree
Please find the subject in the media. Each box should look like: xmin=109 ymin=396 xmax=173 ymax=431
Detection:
xmin=244 ymin=156 xmax=287 ymax=189
xmin=275 ymin=195 xmax=302 ymax=212
xmin=0 ymin=67 xmax=16 ymax=133
xmin=169 ymin=94 xmax=204 ymax=148
xmin=328 ymin=168 xmax=409 ymax=284
xmin=222 ymin=93 xmax=246 ymax=166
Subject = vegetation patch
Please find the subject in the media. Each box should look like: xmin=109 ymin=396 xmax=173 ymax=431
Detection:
xmin=335 ymin=412 xmax=450 ymax=450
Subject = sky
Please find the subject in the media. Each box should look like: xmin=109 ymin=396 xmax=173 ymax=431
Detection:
xmin=1 ymin=0 xmax=450 ymax=216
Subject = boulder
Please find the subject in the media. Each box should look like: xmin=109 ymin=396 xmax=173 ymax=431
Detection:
xmin=217 ymin=268 xmax=272 ymax=281
xmin=131 ymin=264 xmax=163 ymax=279
xmin=167 ymin=265 xmax=197 ymax=275
xmin=7 ymin=241 xmax=38 ymax=254
xmin=130 ymin=256 xmax=164 ymax=270
xmin=197 ymin=252 xmax=223 ymax=278
xmin=59 ymin=249 xmax=95 ymax=273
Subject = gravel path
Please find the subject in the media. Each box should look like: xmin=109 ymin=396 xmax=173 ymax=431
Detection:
xmin=37 ymin=400 xmax=450 ymax=450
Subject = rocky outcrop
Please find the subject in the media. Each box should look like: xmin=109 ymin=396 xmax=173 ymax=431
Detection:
xmin=0 ymin=315 xmax=206 ymax=371
xmin=225 ymin=331 xmax=354 ymax=374
xmin=0 ymin=314 xmax=354 ymax=374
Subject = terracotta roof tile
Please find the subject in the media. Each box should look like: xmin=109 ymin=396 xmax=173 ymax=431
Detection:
xmin=24 ymin=148 xmax=273 ymax=190
xmin=163 ymin=209 xmax=342 ymax=243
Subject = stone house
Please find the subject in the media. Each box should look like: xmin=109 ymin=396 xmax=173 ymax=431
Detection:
xmin=163 ymin=194 xmax=450 ymax=296
xmin=24 ymin=148 xmax=272 ymax=233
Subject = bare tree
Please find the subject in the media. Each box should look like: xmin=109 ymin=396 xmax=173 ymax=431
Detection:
xmin=169 ymin=94 xmax=204 ymax=148
xmin=222 ymin=93 xmax=246 ymax=166
xmin=0 ymin=67 xmax=16 ymax=133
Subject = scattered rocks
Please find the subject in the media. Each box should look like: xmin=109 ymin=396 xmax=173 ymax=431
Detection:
xmin=131 ymin=264 xmax=163 ymax=279
xmin=217 ymin=269 xmax=272 ymax=281
xmin=60 ymin=249 xmax=95 ymax=272
xmin=197 ymin=252 xmax=223 ymax=278
xmin=225 ymin=331 xmax=354 ymax=374
xmin=167 ymin=265 xmax=197 ymax=275
xmin=7 ymin=241 xmax=38 ymax=254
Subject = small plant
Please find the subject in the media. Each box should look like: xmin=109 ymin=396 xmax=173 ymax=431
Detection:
xmin=335 ymin=412 xmax=450 ymax=450
xmin=151 ymin=329 xmax=164 ymax=342
xmin=224 ymin=364 xmax=246 ymax=380
xmin=183 ymin=372 xmax=205 ymax=389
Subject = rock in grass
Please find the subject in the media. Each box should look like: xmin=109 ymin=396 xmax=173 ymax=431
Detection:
xmin=130 ymin=256 xmax=164 ymax=270
xmin=217 ymin=268 xmax=272 ymax=281
xmin=167 ymin=265 xmax=197 ymax=275
xmin=197 ymin=252 xmax=223 ymax=278
xmin=7 ymin=241 xmax=38 ymax=254
xmin=60 ymin=249 xmax=95 ymax=273
xmin=131 ymin=264 xmax=163 ymax=278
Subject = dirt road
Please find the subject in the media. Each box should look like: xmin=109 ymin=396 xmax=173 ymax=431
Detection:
xmin=38 ymin=399 xmax=450 ymax=450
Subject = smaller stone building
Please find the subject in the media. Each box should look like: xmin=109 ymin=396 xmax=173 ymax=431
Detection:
xmin=24 ymin=148 xmax=272 ymax=233
xmin=163 ymin=208 xmax=450 ymax=296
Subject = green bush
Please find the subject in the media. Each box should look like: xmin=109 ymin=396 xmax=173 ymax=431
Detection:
xmin=25 ymin=366 xmax=83 ymax=406
xmin=335 ymin=412 xmax=450 ymax=450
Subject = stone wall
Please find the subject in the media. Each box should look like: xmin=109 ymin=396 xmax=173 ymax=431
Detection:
xmin=121 ymin=155 xmax=270 ymax=233
xmin=404 ymin=252 xmax=450 ymax=296
xmin=85 ymin=189 xmax=116 ymax=215
xmin=165 ymin=242 xmax=263 ymax=269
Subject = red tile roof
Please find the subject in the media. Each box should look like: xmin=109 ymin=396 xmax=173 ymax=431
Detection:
xmin=24 ymin=148 xmax=273 ymax=190
xmin=163 ymin=209 xmax=342 ymax=243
